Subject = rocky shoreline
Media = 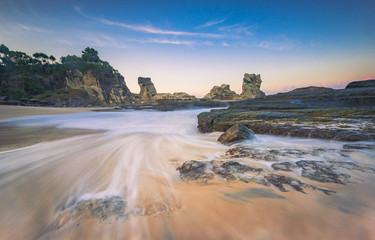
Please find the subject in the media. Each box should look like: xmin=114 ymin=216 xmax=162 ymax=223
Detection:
xmin=197 ymin=80 xmax=375 ymax=142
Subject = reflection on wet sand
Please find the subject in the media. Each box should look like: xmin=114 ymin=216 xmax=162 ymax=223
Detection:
xmin=0 ymin=109 xmax=374 ymax=240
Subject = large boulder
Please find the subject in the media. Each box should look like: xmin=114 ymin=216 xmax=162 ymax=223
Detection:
xmin=204 ymin=84 xmax=239 ymax=100
xmin=217 ymin=123 xmax=254 ymax=143
xmin=138 ymin=77 xmax=157 ymax=102
xmin=240 ymin=73 xmax=265 ymax=99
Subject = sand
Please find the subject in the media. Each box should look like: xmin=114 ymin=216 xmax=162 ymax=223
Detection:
xmin=0 ymin=105 xmax=108 ymax=151
xmin=0 ymin=105 xmax=114 ymax=121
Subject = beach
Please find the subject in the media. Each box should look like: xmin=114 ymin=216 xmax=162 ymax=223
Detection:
xmin=0 ymin=107 xmax=374 ymax=239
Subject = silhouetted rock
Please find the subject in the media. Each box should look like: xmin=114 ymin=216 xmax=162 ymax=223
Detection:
xmin=345 ymin=79 xmax=375 ymax=89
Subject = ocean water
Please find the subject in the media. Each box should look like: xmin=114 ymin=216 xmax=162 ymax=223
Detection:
xmin=0 ymin=109 xmax=374 ymax=239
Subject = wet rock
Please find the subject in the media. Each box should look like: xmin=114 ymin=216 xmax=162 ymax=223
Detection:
xmin=177 ymin=160 xmax=264 ymax=183
xmin=265 ymin=174 xmax=335 ymax=195
xmin=225 ymin=147 xmax=313 ymax=161
xmin=218 ymin=124 xmax=254 ymax=143
xmin=69 ymin=196 xmax=126 ymax=220
xmin=54 ymin=196 xmax=127 ymax=227
xmin=296 ymin=160 xmax=350 ymax=184
xmin=271 ymin=162 xmax=298 ymax=172
xmin=212 ymin=161 xmax=263 ymax=180
xmin=335 ymin=131 xmax=371 ymax=141
xmin=225 ymin=147 xmax=277 ymax=161
xmin=343 ymin=144 xmax=375 ymax=150
xmin=265 ymin=174 xmax=307 ymax=193
xmin=176 ymin=160 xmax=213 ymax=182
xmin=197 ymin=111 xmax=222 ymax=133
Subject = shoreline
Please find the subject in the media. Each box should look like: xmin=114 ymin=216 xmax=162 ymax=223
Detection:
xmin=0 ymin=105 xmax=116 ymax=121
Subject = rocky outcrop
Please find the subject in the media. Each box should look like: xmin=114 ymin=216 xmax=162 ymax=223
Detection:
xmin=217 ymin=124 xmax=254 ymax=143
xmin=204 ymin=84 xmax=239 ymax=100
xmin=153 ymin=92 xmax=197 ymax=101
xmin=203 ymin=73 xmax=265 ymax=101
xmin=345 ymin=79 xmax=375 ymax=89
xmin=197 ymin=79 xmax=375 ymax=141
xmin=138 ymin=77 xmax=157 ymax=102
xmin=65 ymin=69 xmax=132 ymax=105
xmin=240 ymin=73 xmax=265 ymax=99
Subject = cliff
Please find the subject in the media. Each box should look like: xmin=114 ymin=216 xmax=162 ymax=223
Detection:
xmin=0 ymin=45 xmax=133 ymax=107
xmin=65 ymin=69 xmax=132 ymax=105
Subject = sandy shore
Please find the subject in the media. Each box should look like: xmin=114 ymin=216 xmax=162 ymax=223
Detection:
xmin=0 ymin=105 xmax=115 ymax=121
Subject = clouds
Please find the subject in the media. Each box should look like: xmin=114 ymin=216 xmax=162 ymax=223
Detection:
xmin=99 ymin=18 xmax=221 ymax=38
xmin=71 ymin=6 xmax=299 ymax=51
xmin=257 ymin=36 xmax=297 ymax=51
xmin=196 ymin=19 xmax=226 ymax=29
xmin=17 ymin=24 xmax=47 ymax=33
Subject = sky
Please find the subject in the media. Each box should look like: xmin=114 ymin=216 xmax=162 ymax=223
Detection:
xmin=0 ymin=0 xmax=374 ymax=96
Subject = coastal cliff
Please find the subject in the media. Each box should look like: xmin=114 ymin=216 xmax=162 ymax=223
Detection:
xmin=0 ymin=45 xmax=132 ymax=106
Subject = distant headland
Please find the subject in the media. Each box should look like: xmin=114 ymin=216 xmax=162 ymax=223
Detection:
xmin=1 ymin=44 xmax=374 ymax=111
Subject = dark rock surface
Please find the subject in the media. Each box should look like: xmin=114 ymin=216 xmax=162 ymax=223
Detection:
xmin=177 ymin=160 xmax=265 ymax=184
xmin=345 ymin=79 xmax=375 ymax=89
xmin=197 ymin=79 xmax=375 ymax=141
xmin=264 ymin=174 xmax=335 ymax=195
xmin=343 ymin=144 xmax=375 ymax=150
xmin=217 ymin=124 xmax=254 ymax=143
xmin=271 ymin=162 xmax=298 ymax=172
xmin=296 ymin=160 xmax=350 ymax=184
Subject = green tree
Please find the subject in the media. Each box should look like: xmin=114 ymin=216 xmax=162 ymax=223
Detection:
xmin=81 ymin=47 xmax=100 ymax=63
xmin=0 ymin=44 xmax=10 ymax=55
xmin=33 ymin=52 xmax=49 ymax=64
xmin=60 ymin=55 xmax=80 ymax=64
xmin=49 ymin=55 xmax=56 ymax=62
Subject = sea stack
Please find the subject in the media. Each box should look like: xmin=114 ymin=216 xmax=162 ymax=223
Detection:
xmin=240 ymin=73 xmax=265 ymax=99
xmin=138 ymin=77 xmax=157 ymax=102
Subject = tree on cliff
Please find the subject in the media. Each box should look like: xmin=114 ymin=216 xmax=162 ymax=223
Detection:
xmin=81 ymin=47 xmax=100 ymax=63
xmin=33 ymin=52 xmax=49 ymax=64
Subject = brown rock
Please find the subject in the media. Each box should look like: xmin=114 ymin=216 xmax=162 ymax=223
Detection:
xmin=204 ymin=84 xmax=239 ymax=100
xmin=240 ymin=73 xmax=265 ymax=99
xmin=138 ymin=77 xmax=157 ymax=102
xmin=218 ymin=123 xmax=254 ymax=143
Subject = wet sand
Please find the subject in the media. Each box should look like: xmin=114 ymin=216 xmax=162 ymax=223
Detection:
xmin=0 ymin=105 xmax=110 ymax=150
xmin=0 ymin=107 xmax=374 ymax=240
xmin=0 ymin=105 xmax=114 ymax=121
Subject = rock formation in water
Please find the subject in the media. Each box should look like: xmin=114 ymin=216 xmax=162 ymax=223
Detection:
xmin=203 ymin=73 xmax=265 ymax=101
xmin=138 ymin=77 xmax=157 ymax=102
xmin=240 ymin=73 xmax=265 ymax=99
xmin=197 ymin=79 xmax=375 ymax=141
xmin=217 ymin=123 xmax=254 ymax=143
xmin=204 ymin=84 xmax=239 ymax=100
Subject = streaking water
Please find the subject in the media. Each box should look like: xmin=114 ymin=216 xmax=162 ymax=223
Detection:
xmin=0 ymin=109 xmax=374 ymax=239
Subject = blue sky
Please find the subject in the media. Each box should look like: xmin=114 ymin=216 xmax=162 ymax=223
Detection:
xmin=1 ymin=0 xmax=374 ymax=96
